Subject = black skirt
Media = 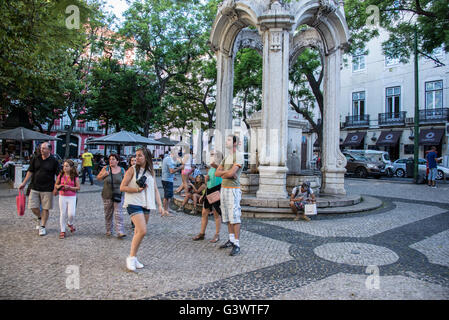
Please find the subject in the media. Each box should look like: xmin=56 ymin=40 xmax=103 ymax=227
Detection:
xmin=203 ymin=184 xmax=221 ymax=215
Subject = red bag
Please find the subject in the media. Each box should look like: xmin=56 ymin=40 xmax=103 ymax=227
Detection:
xmin=16 ymin=190 xmax=26 ymax=216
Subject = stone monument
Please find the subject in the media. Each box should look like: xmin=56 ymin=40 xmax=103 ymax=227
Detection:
xmin=209 ymin=0 xmax=350 ymax=204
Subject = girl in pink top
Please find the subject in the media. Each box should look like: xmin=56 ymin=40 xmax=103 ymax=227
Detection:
xmin=55 ymin=160 xmax=80 ymax=239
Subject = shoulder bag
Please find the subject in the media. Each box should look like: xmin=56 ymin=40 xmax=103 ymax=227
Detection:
xmin=110 ymin=167 xmax=123 ymax=203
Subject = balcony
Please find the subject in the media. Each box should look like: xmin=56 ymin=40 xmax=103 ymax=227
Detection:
xmin=419 ymin=108 xmax=449 ymax=124
xmin=52 ymin=120 xmax=104 ymax=134
xmin=378 ymin=111 xmax=407 ymax=126
xmin=344 ymin=114 xmax=370 ymax=128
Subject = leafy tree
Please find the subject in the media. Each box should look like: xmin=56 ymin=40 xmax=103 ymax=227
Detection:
xmin=233 ymin=48 xmax=263 ymax=129
xmin=0 ymin=0 xmax=92 ymax=130
xmin=120 ymin=0 xmax=211 ymax=136
xmin=289 ymin=47 xmax=323 ymax=149
xmin=345 ymin=0 xmax=449 ymax=62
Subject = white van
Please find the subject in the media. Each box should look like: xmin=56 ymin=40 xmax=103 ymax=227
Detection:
xmin=344 ymin=149 xmax=393 ymax=176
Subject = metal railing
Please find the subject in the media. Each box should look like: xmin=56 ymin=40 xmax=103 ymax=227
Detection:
xmin=378 ymin=111 xmax=407 ymax=126
xmin=419 ymin=108 xmax=449 ymax=124
xmin=344 ymin=114 xmax=370 ymax=128
xmin=52 ymin=120 xmax=104 ymax=134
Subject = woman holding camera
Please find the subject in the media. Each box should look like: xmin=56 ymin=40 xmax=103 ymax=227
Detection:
xmin=97 ymin=153 xmax=126 ymax=238
xmin=120 ymin=147 xmax=163 ymax=272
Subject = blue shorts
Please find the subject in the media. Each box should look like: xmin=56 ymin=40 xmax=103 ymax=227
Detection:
xmin=162 ymin=180 xmax=174 ymax=199
xmin=428 ymin=167 xmax=438 ymax=181
xmin=126 ymin=204 xmax=150 ymax=217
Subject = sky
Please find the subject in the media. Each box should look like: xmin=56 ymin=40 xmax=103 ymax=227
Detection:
xmin=104 ymin=0 xmax=130 ymax=24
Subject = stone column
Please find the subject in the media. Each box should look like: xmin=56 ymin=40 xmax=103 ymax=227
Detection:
xmin=256 ymin=9 xmax=293 ymax=199
xmin=214 ymin=50 xmax=234 ymax=154
xmin=321 ymin=47 xmax=347 ymax=195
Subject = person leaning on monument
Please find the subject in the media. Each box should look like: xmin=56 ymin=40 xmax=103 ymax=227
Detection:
xmin=215 ymin=134 xmax=244 ymax=257
xmin=19 ymin=142 xmax=61 ymax=236
xmin=290 ymin=181 xmax=316 ymax=222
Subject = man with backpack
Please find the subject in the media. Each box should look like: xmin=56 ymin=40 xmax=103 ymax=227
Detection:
xmin=290 ymin=181 xmax=316 ymax=221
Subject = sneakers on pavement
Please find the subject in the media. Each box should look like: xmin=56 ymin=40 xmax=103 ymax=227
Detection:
xmin=219 ymin=240 xmax=234 ymax=249
xmin=230 ymin=245 xmax=241 ymax=256
xmin=39 ymin=226 xmax=47 ymax=236
xmin=135 ymin=258 xmax=144 ymax=269
xmin=126 ymin=256 xmax=136 ymax=271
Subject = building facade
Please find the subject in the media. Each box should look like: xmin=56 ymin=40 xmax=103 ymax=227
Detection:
xmin=339 ymin=32 xmax=448 ymax=162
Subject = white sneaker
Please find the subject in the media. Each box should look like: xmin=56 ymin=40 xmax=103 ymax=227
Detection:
xmin=38 ymin=226 xmax=47 ymax=236
xmin=135 ymin=258 xmax=144 ymax=269
xmin=126 ymin=256 xmax=136 ymax=271
xmin=36 ymin=218 xmax=41 ymax=230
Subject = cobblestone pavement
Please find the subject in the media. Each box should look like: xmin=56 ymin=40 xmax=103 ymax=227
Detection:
xmin=0 ymin=177 xmax=448 ymax=300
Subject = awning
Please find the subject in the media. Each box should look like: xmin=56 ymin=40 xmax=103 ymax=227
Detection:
xmin=342 ymin=132 xmax=366 ymax=147
xmin=376 ymin=131 xmax=402 ymax=146
xmin=419 ymin=128 xmax=444 ymax=145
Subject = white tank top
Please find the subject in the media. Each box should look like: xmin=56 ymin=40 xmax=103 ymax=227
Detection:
xmin=123 ymin=166 xmax=156 ymax=210
xmin=183 ymin=154 xmax=193 ymax=170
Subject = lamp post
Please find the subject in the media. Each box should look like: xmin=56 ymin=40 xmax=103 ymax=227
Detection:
xmin=413 ymin=26 xmax=420 ymax=183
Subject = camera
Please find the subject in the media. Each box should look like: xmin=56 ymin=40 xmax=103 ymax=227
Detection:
xmin=136 ymin=175 xmax=147 ymax=188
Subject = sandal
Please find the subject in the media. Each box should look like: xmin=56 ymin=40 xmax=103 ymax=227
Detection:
xmin=209 ymin=234 xmax=220 ymax=243
xmin=192 ymin=233 xmax=205 ymax=241
xmin=67 ymin=224 xmax=76 ymax=233
xmin=59 ymin=232 xmax=65 ymax=239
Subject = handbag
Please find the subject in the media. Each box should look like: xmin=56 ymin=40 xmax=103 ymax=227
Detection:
xmin=304 ymin=203 xmax=317 ymax=216
xmin=16 ymin=190 xmax=26 ymax=216
xmin=110 ymin=167 xmax=123 ymax=203
xmin=206 ymin=190 xmax=220 ymax=204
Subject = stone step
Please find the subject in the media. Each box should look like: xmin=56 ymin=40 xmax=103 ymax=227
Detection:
xmin=172 ymin=195 xmax=383 ymax=219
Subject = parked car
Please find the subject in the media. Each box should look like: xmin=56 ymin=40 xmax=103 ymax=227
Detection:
xmin=344 ymin=149 xmax=393 ymax=177
xmin=343 ymin=152 xmax=385 ymax=178
xmin=392 ymin=158 xmax=449 ymax=180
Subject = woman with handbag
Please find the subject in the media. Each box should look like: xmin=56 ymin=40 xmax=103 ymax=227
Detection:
xmin=192 ymin=150 xmax=223 ymax=243
xmin=54 ymin=160 xmax=80 ymax=239
xmin=120 ymin=147 xmax=164 ymax=272
xmin=97 ymin=153 xmax=126 ymax=238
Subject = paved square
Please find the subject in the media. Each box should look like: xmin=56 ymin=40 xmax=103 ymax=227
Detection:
xmin=0 ymin=178 xmax=448 ymax=299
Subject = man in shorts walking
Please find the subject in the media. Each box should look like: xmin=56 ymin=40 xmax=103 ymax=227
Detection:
xmin=215 ymin=135 xmax=244 ymax=256
xmin=19 ymin=142 xmax=60 ymax=236
xmin=161 ymin=150 xmax=182 ymax=216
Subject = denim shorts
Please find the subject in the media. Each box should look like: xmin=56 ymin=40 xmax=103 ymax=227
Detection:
xmin=428 ymin=167 xmax=438 ymax=181
xmin=126 ymin=204 xmax=150 ymax=217
xmin=162 ymin=180 xmax=174 ymax=199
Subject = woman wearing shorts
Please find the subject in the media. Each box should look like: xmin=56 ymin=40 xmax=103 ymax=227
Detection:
xmin=174 ymin=148 xmax=193 ymax=195
xmin=121 ymin=147 xmax=163 ymax=271
xmin=192 ymin=150 xmax=223 ymax=243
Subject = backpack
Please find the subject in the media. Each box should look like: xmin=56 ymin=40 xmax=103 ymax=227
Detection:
xmin=293 ymin=185 xmax=311 ymax=199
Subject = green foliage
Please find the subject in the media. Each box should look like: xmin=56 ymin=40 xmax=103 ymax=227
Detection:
xmin=345 ymin=0 xmax=449 ymax=61
xmin=233 ymin=48 xmax=263 ymax=125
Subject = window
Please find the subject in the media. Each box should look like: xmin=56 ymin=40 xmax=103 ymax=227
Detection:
xmin=352 ymin=91 xmax=366 ymax=117
xmin=404 ymin=144 xmax=414 ymax=154
xmin=352 ymin=54 xmax=366 ymax=72
xmin=386 ymin=86 xmax=401 ymax=115
xmin=425 ymin=80 xmax=443 ymax=109
xmin=385 ymin=56 xmax=400 ymax=67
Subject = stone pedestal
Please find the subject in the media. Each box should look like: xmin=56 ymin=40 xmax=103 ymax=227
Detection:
xmin=256 ymin=166 xmax=289 ymax=199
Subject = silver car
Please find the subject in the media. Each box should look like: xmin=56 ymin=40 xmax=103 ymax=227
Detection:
xmin=392 ymin=158 xmax=449 ymax=180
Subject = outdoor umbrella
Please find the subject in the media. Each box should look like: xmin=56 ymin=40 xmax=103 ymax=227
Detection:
xmin=85 ymin=131 xmax=165 ymax=146
xmin=155 ymin=137 xmax=179 ymax=146
xmin=0 ymin=127 xmax=60 ymax=158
